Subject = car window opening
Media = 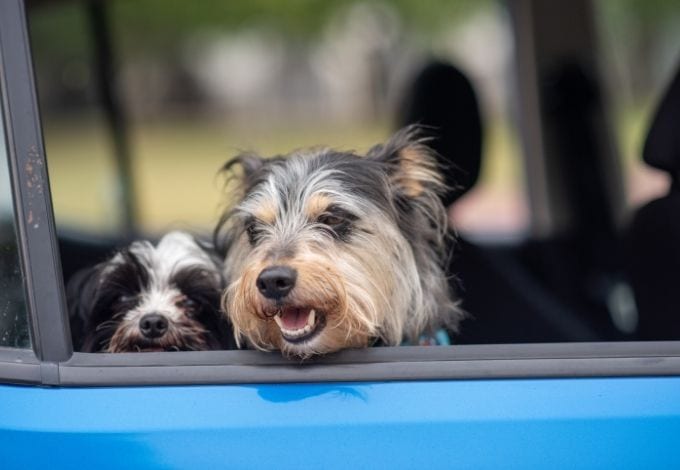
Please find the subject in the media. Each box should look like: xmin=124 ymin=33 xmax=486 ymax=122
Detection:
xmin=22 ymin=0 xmax=680 ymax=360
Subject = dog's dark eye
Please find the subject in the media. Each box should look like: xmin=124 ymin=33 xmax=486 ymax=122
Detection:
xmin=317 ymin=207 xmax=356 ymax=240
xmin=244 ymin=218 xmax=264 ymax=245
xmin=119 ymin=294 xmax=137 ymax=304
xmin=176 ymin=298 xmax=197 ymax=312
xmin=317 ymin=213 xmax=344 ymax=227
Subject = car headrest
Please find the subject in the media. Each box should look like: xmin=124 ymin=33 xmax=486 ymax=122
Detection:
xmin=643 ymin=64 xmax=680 ymax=184
xmin=398 ymin=61 xmax=483 ymax=206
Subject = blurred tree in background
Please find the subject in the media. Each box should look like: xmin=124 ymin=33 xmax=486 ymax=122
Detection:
xmin=30 ymin=0 xmax=490 ymax=55
xmin=599 ymin=0 xmax=680 ymax=102
xmin=29 ymin=0 xmax=679 ymax=104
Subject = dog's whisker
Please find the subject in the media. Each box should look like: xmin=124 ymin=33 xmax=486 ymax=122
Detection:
xmin=95 ymin=320 xmax=118 ymax=332
xmin=111 ymin=311 xmax=128 ymax=320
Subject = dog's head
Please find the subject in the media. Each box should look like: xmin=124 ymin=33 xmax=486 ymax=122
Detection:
xmin=68 ymin=231 xmax=229 ymax=352
xmin=217 ymin=126 xmax=462 ymax=358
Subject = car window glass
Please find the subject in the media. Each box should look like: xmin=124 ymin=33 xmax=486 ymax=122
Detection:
xmin=27 ymin=1 xmax=680 ymax=349
xmin=0 ymin=108 xmax=31 ymax=348
xmin=28 ymin=1 xmax=528 ymax=238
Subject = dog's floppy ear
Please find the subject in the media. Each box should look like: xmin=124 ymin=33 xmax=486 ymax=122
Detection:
xmin=367 ymin=125 xmax=446 ymax=200
xmin=65 ymin=265 xmax=104 ymax=351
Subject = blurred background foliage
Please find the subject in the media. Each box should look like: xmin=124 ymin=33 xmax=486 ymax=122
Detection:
xmin=26 ymin=0 xmax=680 ymax=235
xmin=31 ymin=0 xmax=491 ymax=48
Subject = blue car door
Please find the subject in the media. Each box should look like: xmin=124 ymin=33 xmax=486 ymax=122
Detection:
xmin=1 ymin=1 xmax=679 ymax=469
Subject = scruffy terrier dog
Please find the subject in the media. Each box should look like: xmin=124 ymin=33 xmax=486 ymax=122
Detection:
xmin=216 ymin=126 xmax=462 ymax=358
xmin=68 ymin=231 xmax=232 ymax=352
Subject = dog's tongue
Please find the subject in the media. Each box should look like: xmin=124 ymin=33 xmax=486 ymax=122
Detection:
xmin=279 ymin=307 xmax=311 ymax=329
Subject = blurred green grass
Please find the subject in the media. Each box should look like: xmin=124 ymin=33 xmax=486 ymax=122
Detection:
xmin=43 ymin=106 xmax=657 ymax=235
xmin=44 ymin=118 xmax=392 ymax=233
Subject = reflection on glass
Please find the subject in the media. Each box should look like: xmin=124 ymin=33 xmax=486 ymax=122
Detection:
xmin=0 ymin=112 xmax=30 ymax=348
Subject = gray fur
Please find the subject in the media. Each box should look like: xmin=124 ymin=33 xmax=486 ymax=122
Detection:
xmin=217 ymin=125 xmax=463 ymax=356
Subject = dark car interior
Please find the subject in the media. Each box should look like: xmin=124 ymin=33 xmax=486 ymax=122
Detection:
xmin=25 ymin=0 xmax=680 ymax=348
xmin=626 ymin=64 xmax=680 ymax=341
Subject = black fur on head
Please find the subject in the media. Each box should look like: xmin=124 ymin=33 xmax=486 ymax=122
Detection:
xmin=67 ymin=231 xmax=234 ymax=352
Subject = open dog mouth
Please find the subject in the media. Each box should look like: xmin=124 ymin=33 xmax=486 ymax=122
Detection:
xmin=272 ymin=307 xmax=325 ymax=343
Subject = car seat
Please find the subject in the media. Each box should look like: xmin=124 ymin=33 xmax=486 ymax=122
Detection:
xmin=398 ymin=60 xmax=599 ymax=343
xmin=626 ymin=65 xmax=680 ymax=340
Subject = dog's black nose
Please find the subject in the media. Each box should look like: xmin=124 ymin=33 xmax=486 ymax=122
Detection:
xmin=139 ymin=313 xmax=168 ymax=339
xmin=256 ymin=266 xmax=297 ymax=299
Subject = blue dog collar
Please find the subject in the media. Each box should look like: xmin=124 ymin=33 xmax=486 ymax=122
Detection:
xmin=402 ymin=328 xmax=451 ymax=346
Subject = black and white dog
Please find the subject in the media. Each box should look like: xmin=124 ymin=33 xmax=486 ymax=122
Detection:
xmin=216 ymin=126 xmax=463 ymax=358
xmin=68 ymin=231 xmax=233 ymax=352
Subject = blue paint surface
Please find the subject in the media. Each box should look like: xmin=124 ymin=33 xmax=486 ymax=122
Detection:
xmin=1 ymin=377 xmax=680 ymax=469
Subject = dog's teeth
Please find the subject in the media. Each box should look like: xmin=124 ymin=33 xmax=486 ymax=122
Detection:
xmin=280 ymin=322 xmax=314 ymax=339
xmin=277 ymin=309 xmax=319 ymax=340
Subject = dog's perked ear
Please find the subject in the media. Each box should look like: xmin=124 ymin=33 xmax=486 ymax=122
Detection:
xmin=220 ymin=152 xmax=272 ymax=196
xmin=366 ymin=125 xmax=447 ymax=201
xmin=215 ymin=152 xmax=283 ymax=254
